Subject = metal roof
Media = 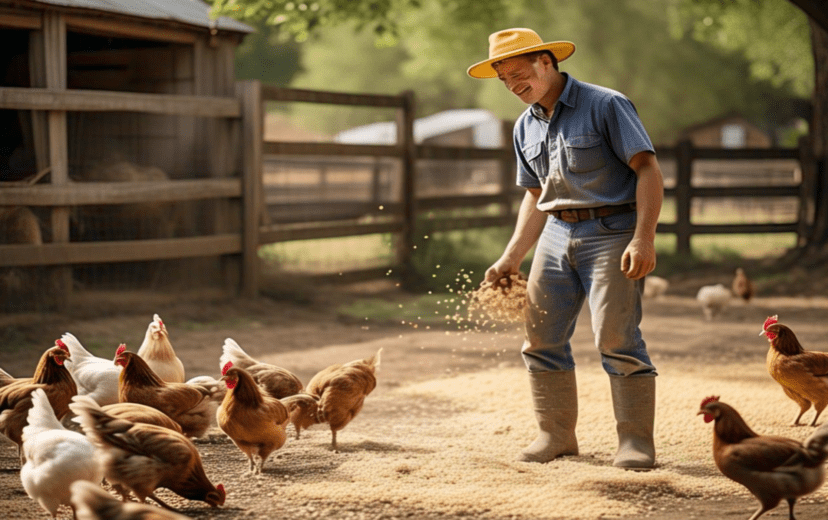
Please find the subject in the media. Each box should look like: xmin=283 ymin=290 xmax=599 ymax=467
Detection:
xmin=30 ymin=0 xmax=253 ymax=33
xmin=335 ymin=109 xmax=503 ymax=148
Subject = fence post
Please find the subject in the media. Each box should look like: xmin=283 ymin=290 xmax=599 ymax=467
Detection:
xmin=237 ymin=80 xmax=262 ymax=298
xmin=500 ymin=119 xmax=515 ymax=221
xmin=798 ymin=135 xmax=816 ymax=246
xmin=397 ymin=90 xmax=416 ymax=286
xmin=675 ymin=139 xmax=693 ymax=255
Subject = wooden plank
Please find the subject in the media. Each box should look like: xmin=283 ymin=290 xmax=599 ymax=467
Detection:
xmin=419 ymin=215 xmax=513 ymax=232
xmin=691 ymin=147 xmax=800 ymax=160
xmin=259 ymin=221 xmax=404 ymax=244
xmin=238 ymin=80 xmax=263 ymax=297
xmin=0 ymin=87 xmax=241 ymax=118
xmin=0 ymin=11 xmax=42 ymax=29
xmin=690 ymin=186 xmax=802 ymax=198
xmin=0 ymin=235 xmax=242 ymax=267
xmin=267 ymin=202 xmax=402 ymax=224
xmin=417 ymin=194 xmax=513 ymax=211
xmin=261 ymin=85 xmax=405 ymax=108
xmin=416 ymin=145 xmax=508 ymax=161
xmin=0 ymin=178 xmax=242 ymax=206
xmin=64 ymin=15 xmax=197 ymax=44
xmin=263 ymin=141 xmax=401 ymax=158
xmin=688 ymin=223 xmax=800 ymax=234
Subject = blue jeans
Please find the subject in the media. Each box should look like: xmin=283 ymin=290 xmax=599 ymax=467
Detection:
xmin=522 ymin=211 xmax=656 ymax=376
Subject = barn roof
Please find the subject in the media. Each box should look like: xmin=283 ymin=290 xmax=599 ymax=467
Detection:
xmin=29 ymin=0 xmax=253 ymax=33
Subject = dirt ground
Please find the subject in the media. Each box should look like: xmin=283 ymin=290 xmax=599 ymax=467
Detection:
xmin=2 ymin=277 xmax=828 ymax=520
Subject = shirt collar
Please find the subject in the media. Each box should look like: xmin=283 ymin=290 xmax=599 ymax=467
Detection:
xmin=529 ymin=73 xmax=576 ymax=121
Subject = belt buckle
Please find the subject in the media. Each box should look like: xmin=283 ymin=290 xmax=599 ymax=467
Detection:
xmin=560 ymin=210 xmax=578 ymax=223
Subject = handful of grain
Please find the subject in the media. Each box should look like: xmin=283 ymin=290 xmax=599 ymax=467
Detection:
xmin=467 ymin=273 xmax=528 ymax=324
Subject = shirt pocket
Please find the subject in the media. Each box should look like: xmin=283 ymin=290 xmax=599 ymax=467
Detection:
xmin=521 ymin=141 xmax=549 ymax=180
xmin=565 ymin=134 xmax=606 ymax=173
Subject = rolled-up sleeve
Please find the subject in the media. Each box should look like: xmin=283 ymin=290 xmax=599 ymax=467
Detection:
xmin=604 ymin=96 xmax=655 ymax=166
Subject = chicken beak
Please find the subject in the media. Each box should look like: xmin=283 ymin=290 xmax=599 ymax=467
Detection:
xmin=759 ymin=329 xmax=767 ymax=337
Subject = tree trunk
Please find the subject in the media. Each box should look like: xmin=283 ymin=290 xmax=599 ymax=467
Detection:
xmin=808 ymin=17 xmax=828 ymax=246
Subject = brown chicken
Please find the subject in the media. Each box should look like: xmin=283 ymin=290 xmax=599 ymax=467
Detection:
xmin=290 ymin=348 xmax=381 ymax=450
xmin=699 ymin=396 xmax=828 ymax=520
xmin=102 ymin=402 xmax=183 ymax=434
xmin=69 ymin=395 xmax=225 ymax=510
xmin=137 ymin=314 xmax=186 ymax=383
xmin=0 ymin=343 xmax=76 ymax=453
xmin=71 ymin=480 xmax=194 ymax=520
xmin=219 ymin=338 xmax=303 ymax=399
xmin=217 ymin=361 xmax=317 ymax=474
xmin=733 ymin=267 xmax=755 ymax=303
xmin=115 ymin=345 xmax=212 ymax=438
xmin=761 ymin=315 xmax=828 ymax=426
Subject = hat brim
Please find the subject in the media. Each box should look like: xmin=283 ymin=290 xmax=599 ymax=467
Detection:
xmin=467 ymin=41 xmax=575 ymax=79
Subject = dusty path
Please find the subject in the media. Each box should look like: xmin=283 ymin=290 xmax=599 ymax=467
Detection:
xmin=2 ymin=284 xmax=828 ymax=519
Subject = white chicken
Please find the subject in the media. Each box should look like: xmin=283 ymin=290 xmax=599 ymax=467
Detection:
xmin=696 ymin=283 xmax=732 ymax=321
xmin=185 ymin=375 xmax=226 ymax=426
xmin=20 ymin=388 xmax=103 ymax=519
xmin=60 ymin=333 xmax=121 ymax=406
xmin=70 ymin=480 xmax=193 ymax=520
xmin=137 ymin=314 xmax=185 ymax=383
xmin=643 ymin=275 xmax=669 ymax=299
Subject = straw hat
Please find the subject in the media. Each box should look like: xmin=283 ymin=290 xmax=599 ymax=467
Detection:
xmin=467 ymin=28 xmax=575 ymax=79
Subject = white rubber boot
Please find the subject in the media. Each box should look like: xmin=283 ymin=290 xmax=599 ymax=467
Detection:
xmin=610 ymin=375 xmax=656 ymax=470
xmin=517 ymin=370 xmax=579 ymax=463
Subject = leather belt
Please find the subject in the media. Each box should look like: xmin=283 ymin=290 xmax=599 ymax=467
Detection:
xmin=547 ymin=203 xmax=636 ymax=223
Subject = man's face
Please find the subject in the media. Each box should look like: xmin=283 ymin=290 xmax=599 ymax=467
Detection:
xmin=494 ymin=55 xmax=550 ymax=105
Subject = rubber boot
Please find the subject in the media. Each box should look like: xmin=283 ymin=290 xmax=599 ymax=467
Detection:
xmin=517 ymin=370 xmax=579 ymax=463
xmin=610 ymin=375 xmax=656 ymax=470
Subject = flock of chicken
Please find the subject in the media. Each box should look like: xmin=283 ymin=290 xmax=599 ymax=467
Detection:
xmin=646 ymin=267 xmax=756 ymax=321
xmin=701 ymin=316 xmax=828 ymax=520
xmin=0 ymin=314 xmax=381 ymax=519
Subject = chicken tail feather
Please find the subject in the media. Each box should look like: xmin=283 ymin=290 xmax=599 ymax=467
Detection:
xmin=22 ymin=388 xmax=64 ymax=441
xmin=219 ymin=338 xmax=256 ymax=370
xmin=68 ymin=395 xmax=134 ymax=445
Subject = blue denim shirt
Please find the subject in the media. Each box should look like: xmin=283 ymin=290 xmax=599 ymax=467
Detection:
xmin=514 ymin=73 xmax=655 ymax=212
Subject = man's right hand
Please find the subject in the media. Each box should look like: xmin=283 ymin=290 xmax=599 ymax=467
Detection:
xmin=484 ymin=257 xmax=519 ymax=285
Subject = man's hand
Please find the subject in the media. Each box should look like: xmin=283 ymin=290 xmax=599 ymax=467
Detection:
xmin=484 ymin=257 xmax=519 ymax=285
xmin=620 ymin=237 xmax=656 ymax=280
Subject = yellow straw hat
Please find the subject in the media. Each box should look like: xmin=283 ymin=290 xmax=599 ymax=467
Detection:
xmin=467 ymin=28 xmax=575 ymax=79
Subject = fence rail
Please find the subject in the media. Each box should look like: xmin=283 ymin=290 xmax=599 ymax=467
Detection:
xmin=0 ymin=80 xmax=817 ymax=300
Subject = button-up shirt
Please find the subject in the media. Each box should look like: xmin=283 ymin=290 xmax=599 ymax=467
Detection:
xmin=514 ymin=73 xmax=655 ymax=212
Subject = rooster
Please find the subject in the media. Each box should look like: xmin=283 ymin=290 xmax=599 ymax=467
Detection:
xmin=69 ymin=395 xmax=226 ymax=510
xmin=71 ymin=480 xmax=194 ymax=520
xmin=219 ymin=338 xmax=303 ymax=399
xmin=699 ymin=396 xmax=828 ymax=520
xmin=291 ymin=349 xmax=381 ymax=451
xmin=21 ymin=388 xmax=103 ymax=519
xmin=732 ymin=267 xmax=755 ymax=303
xmin=61 ymin=333 xmax=121 ymax=406
xmin=761 ymin=315 xmax=828 ymax=426
xmin=217 ymin=361 xmax=317 ymax=474
xmin=138 ymin=314 xmax=185 ymax=383
xmin=115 ymin=345 xmax=212 ymax=438
xmin=0 ymin=343 xmax=76 ymax=454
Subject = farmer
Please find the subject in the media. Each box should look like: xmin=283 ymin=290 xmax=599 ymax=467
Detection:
xmin=467 ymin=28 xmax=664 ymax=470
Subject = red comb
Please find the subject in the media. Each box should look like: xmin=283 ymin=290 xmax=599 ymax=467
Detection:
xmin=221 ymin=361 xmax=233 ymax=376
xmin=115 ymin=344 xmax=127 ymax=357
xmin=217 ymin=484 xmax=225 ymax=493
xmin=763 ymin=315 xmax=778 ymax=331
xmin=55 ymin=339 xmax=68 ymax=351
xmin=701 ymin=395 xmax=720 ymax=408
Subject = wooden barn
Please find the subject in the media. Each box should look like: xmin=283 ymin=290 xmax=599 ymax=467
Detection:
xmin=0 ymin=0 xmax=258 ymax=310
xmin=676 ymin=112 xmax=773 ymax=148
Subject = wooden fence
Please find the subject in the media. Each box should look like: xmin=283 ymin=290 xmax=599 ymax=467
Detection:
xmin=0 ymin=79 xmax=817 ymax=302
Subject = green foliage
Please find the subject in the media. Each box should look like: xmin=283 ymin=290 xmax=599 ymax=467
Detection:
xmin=234 ymin=19 xmax=302 ymax=85
xmin=668 ymin=0 xmax=813 ymax=98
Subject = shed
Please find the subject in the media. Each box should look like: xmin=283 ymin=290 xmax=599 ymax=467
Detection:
xmin=0 ymin=0 xmax=255 ymax=309
xmin=677 ymin=112 xmax=772 ymax=148
xmin=335 ymin=109 xmax=504 ymax=148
